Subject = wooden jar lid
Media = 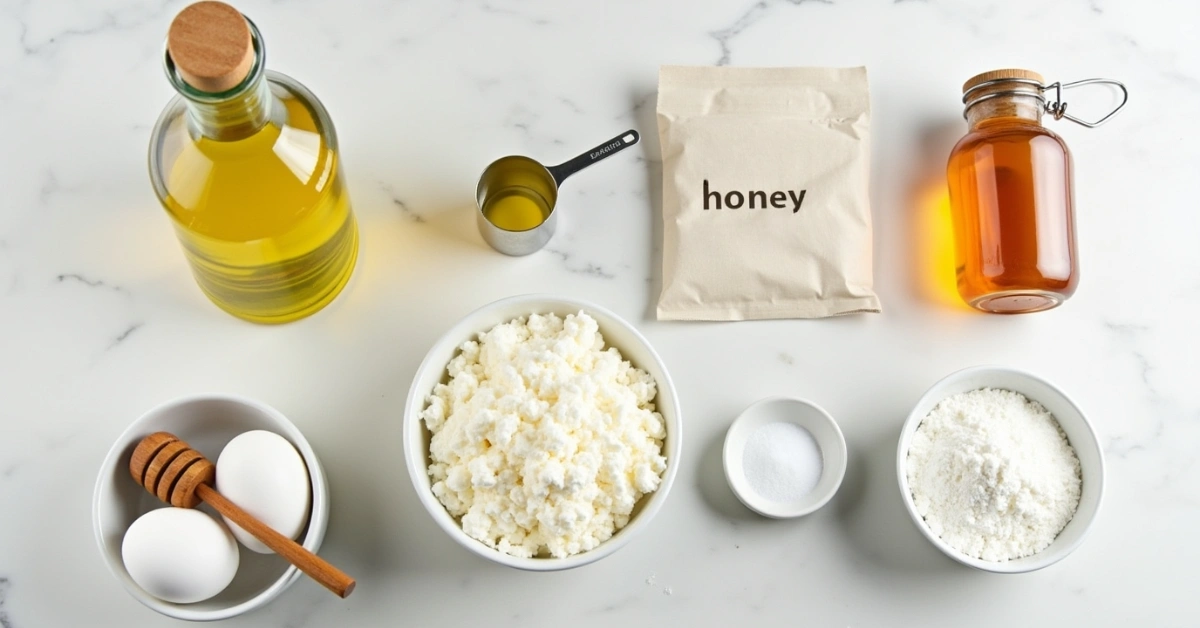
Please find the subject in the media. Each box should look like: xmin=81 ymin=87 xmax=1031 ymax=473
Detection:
xmin=963 ymin=69 xmax=1044 ymax=94
xmin=167 ymin=1 xmax=254 ymax=93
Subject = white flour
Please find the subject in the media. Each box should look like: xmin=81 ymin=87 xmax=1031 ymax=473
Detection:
xmin=906 ymin=388 xmax=1081 ymax=562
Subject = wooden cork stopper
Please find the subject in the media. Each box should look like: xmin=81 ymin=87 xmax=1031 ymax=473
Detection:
xmin=963 ymin=69 xmax=1044 ymax=94
xmin=167 ymin=1 xmax=254 ymax=93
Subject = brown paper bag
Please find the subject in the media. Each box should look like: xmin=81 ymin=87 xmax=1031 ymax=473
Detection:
xmin=656 ymin=66 xmax=881 ymax=320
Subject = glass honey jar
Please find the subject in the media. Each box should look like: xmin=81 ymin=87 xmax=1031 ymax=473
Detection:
xmin=946 ymin=69 xmax=1126 ymax=313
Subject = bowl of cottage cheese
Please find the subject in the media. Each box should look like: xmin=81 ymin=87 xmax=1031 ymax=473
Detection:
xmin=896 ymin=365 xmax=1105 ymax=573
xmin=403 ymin=294 xmax=682 ymax=570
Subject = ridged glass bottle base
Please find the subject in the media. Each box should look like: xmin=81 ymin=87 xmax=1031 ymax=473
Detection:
xmin=192 ymin=214 xmax=359 ymax=324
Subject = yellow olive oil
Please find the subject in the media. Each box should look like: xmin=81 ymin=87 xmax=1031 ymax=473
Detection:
xmin=481 ymin=186 xmax=551 ymax=231
xmin=151 ymin=4 xmax=358 ymax=323
xmin=160 ymin=89 xmax=357 ymax=323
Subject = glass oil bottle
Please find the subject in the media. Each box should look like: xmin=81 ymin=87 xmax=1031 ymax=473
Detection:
xmin=148 ymin=1 xmax=358 ymax=323
xmin=946 ymin=69 xmax=1126 ymax=313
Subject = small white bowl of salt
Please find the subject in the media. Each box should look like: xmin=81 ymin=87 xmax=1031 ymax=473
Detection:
xmin=723 ymin=397 xmax=848 ymax=518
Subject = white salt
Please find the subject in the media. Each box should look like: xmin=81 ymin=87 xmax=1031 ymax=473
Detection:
xmin=742 ymin=422 xmax=823 ymax=502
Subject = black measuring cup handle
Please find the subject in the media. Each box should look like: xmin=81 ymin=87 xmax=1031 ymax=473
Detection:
xmin=546 ymin=130 xmax=640 ymax=188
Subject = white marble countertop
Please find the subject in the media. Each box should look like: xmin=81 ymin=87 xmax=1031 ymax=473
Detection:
xmin=2 ymin=0 xmax=1197 ymax=625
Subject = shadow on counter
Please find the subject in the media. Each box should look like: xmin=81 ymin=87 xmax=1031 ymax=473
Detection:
xmin=695 ymin=426 xmax=767 ymax=524
xmin=624 ymin=89 xmax=665 ymax=323
xmin=832 ymin=419 xmax=959 ymax=574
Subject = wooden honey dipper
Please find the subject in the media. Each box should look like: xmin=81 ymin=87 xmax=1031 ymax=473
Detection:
xmin=129 ymin=432 xmax=356 ymax=598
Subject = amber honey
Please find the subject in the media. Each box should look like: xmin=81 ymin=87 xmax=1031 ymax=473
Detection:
xmin=947 ymin=70 xmax=1077 ymax=313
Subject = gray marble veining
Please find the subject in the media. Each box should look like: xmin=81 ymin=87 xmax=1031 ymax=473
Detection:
xmin=0 ymin=577 xmax=12 ymax=628
xmin=0 ymin=0 xmax=1197 ymax=626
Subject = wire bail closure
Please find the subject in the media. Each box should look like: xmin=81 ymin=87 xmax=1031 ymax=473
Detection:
xmin=962 ymin=77 xmax=1128 ymax=128
xmin=1043 ymin=79 xmax=1128 ymax=128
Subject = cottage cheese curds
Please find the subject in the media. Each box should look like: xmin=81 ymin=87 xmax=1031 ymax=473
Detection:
xmin=421 ymin=311 xmax=667 ymax=558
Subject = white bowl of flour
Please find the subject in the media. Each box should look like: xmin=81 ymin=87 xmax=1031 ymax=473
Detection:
xmin=403 ymin=294 xmax=682 ymax=571
xmin=896 ymin=366 xmax=1105 ymax=573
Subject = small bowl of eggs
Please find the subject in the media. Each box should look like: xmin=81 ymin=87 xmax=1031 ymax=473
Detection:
xmin=92 ymin=394 xmax=329 ymax=621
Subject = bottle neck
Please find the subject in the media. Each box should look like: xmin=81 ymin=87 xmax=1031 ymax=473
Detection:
xmin=164 ymin=16 xmax=274 ymax=141
xmin=963 ymin=77 xmax=1046 ymax=131
xmin=966 ymin=94 xmax=1044 ymax=130
xmin=183 ymin=72 xmax=274 ymax=140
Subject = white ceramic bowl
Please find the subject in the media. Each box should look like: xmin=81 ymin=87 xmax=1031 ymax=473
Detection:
xmin=723 ymin=397 xmax=847 ymax=518
xmin=93 ymin=395 xmax=330 ymax=621
xmin=896 ymin=366 xmax=1105 ymax=573
xmin=403 ymin=294 xmax=682 ymax=571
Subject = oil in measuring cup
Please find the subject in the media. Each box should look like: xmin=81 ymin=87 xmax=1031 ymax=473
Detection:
xmin=475 ymin=130 xmax=638 ymax=255
xmin=482 ymin=185 xmax=552 ymax=232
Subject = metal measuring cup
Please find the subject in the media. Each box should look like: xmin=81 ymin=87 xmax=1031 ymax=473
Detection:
xmin=475 ymin=130 xmax=640 ymax=256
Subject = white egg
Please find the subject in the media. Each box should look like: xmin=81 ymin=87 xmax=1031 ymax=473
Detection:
xmin=216 ymin=430 xmax=312 ymax=554
xmin=122 ymin=508 xmax=240 ymax=604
